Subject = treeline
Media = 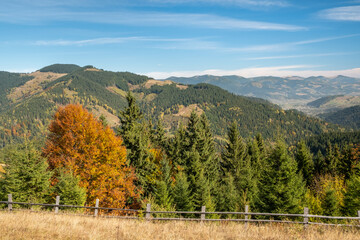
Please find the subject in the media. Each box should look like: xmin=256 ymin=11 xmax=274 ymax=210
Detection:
xmin=1 ymin=92 xmax=360 ymax=218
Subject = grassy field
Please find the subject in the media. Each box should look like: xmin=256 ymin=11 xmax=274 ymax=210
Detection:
xmin=1 ymin=210 xmax=359 ymax=240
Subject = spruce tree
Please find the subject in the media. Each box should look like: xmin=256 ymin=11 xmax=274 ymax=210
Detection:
xmin=0 ymin=142 xmax=51 ymax=203
xmin=172 ymin=171 xmax=193 ymax=211
xmin=52 ymin=169 xmax=87 ymax=206
xmin=117 ymin=92 xmax=157 ymax=197
xmin=217 ymin=173 xmax=238 ymax=213
xmin=321 ymin=187 xmax=339 ymax=216
xmin=257 ymin=140 xmax=305 ymax=214
xmin=295 ymin=140 xmax=314 ymax=186
xmin=154 ymin=157 xmax=173 ymax=209
xmin=221 ymin=121 xmax=246 ymax=176
xmin=342 ymin=174 xmax=360 ymax=216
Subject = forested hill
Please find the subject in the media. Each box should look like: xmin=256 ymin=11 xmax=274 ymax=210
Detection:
xmin=0 ymin=64 xmax=342 ymax=146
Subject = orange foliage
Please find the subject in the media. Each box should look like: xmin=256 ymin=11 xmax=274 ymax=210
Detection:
xmin=43 ymin=104 xmax=140 ymax=209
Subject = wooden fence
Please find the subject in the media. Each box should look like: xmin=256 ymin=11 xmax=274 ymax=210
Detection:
xmin=1 ymin=194 xmax=360 ymax=228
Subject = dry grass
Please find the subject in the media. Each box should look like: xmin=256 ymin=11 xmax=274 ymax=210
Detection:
xmin=1 ymin=211 xmax=359 ymax=240
xmin=7 ymin=71 xmax=66 ymax=102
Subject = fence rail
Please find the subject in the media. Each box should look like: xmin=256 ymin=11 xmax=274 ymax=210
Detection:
xmin=1 ymin=194 xmax=360 ymax=228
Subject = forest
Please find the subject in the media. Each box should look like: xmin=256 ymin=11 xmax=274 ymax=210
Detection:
xmin=1 ymin=91 xmax=359 ymax=218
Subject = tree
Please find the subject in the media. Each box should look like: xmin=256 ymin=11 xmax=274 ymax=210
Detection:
xmin=172 ymin=171 xmax=193 ymax=211
xmin=43 ymin=104 xmax=140 ymax=209
xmin=221 ymin=121 xmax=246 ymax=176
xmin=154 ymin=157 xmax=173 ymax=209
xmin=342 ymin=174 xmax=360 ymax=216
xmin=51 ymin=169 xmax=87 ymax=206
xmin=0 ymin=141 xmax=51 ymax=203
xmin=117 ymin=92 xmax=159 ymax=198
xmin=257 ymin=140 xmax=305 ymax=214
xmin=295 ymin=140 xmax=314 ymax=186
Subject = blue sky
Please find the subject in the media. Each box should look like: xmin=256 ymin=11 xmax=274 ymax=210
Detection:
xmin=1 ymin=0 xmax=360 ymax=78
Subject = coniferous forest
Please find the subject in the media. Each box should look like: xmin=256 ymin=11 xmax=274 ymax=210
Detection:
xmin=1 ymin=91 xmax=359 ymax=218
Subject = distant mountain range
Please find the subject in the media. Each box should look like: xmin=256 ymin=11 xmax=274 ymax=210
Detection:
xmin=0 ymin=64 xmax=343 ymax=146
xmin=166 ymin=75 xmax=360 ymax=109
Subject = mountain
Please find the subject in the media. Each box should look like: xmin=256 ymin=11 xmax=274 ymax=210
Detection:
xmin=320 ymin=105 xmax=360 ymax=130
xmin=167 ymin=75 xmax=360 ymax=110
xmin=0 ymin=64 xmax=343 ymax=147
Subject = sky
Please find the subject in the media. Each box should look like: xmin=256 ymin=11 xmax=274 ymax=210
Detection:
xmin=1 ymin=0 xmax=360 ymax=78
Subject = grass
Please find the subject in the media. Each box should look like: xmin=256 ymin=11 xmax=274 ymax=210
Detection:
xmin=1 ymin=210 xmax=359 ymax=240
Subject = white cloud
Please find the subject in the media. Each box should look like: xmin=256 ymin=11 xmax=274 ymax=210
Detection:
xmin=0 ymin=7 xmax=305 ymax=31
xmin=247 ymin=52 xmax=358 ymax=60
xmin=230 ymin=34 xmax=360 ymax=52
xmin=145 ymin=66 xmax=360 ymax=79
xmin=319 ymin=5 xmax=360 ymax=21
xmin=146 ymin=0 xmax=289 ymax=7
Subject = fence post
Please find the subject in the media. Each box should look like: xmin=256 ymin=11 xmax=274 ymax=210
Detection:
xmin=55 ymin=196 xmax=60 ymax=214
xmin=244 ymin=205 xmax=249 ymax=229
xmin=358 ymin=210 xmax=360 ymax=225
xmin=146 ymin=203 xmax=151 ymax=221
xmin=304 ymin=207 xmax=309 ymax=229
xmin=94 ymin=199 xmax=99 ymax=217
xmin=201 ymin=206 xmax=206 ymax=222
xmin=8 ymin=194 xmax=12 ymax=211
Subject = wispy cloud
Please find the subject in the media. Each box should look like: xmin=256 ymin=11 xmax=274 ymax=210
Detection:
xmin=146 ymin=0 xmax=290 ymax=7
xmin=230 ymin=34 xmax=360 ymax=52
xmin=247 ymin=52 xmax=357 ymax=60
xmin=319 ymin=5 xmax=360 ymax=21
xmin=145 ymin=66 xmax=360 ymax=79
xmin=33 ymin=37 xmax=215 ymax=47
xmin=0 ymin=6 xmax=305 ymax=31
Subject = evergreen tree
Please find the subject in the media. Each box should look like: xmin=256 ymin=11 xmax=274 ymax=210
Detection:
xmin=342 ymin=175 xmax=360 ymax=216
xmin=51 ymin=169 xmax=87 ymax=206
xmin=217 ymin=173 xmax=238 ymax=213
xmin=221 ymin=121 xmax=246 ymax=176
xmin=324 ymin=142 xmax=339 ymax=175
xmin=295 ymin=140 xmax=314 ymax=186
xmin=321 ymin=187 xmax=339 ymax=216
xmin=0 ymin=142 xmax=51 ymax=203
xmin=172 ymin=171 xmax=193 ymax=211
xmin=117 ymin=92 xmax=157 ymax=197
xmin=168 ymin=123 xmax=187 ymax=168
xmin=154 ymin=157 xmax=173 ymax=209
xmin=314 ymin=150 xmax=326 ymax=176
xmin=257 ymin=140 xmax=305 ymax=214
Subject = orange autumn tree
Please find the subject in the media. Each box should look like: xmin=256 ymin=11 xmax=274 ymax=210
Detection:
xmin=43 ymin=104 xmax=140 ymax=208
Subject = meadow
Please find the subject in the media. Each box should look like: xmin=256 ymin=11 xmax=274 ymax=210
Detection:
xmin=1 ymin=210 xmax=359 ymax=240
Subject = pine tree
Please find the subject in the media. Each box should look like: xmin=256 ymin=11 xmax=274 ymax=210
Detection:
xmin=217 ymin=173 xmax=238 ymax=213
xmin=154 ymin=157 xmax=173 ymax=209
xmin=51 ymin=169 xmax=87 ymax=206
xmin=221 ymin=121 xmax=246 ymax=176
xmin=172 ymin=171 xmax=193 ymax=211
xmin=324 ymin=142 xmax=339 ymax=175
xmin=342 ymin=174 xmax=360 ymax=216
xmin=257 ymin=140 xmax=305 ymax=214
xmin=314 ymin=150 xmax=326 ymax=176
xmin=0 ymin=141 xmax=51 ymax=203
xmin=295 ymin=140 xmax=314 ymax=186
xmin=322 ymin=187 xmax=339 ymax=216
xmin=117 ymin=92 xmax=158 ymax=198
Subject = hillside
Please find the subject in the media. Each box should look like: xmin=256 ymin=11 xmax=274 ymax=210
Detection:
xmin=0 ymin=64 xmax=343 ymax=146
xmin=167 ymin=75 xmax=360 ymax=110
xmin=320 ymin=105 xmax=360 ymax=130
